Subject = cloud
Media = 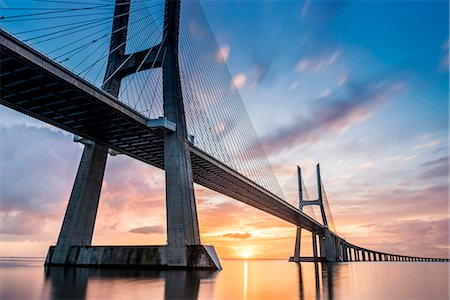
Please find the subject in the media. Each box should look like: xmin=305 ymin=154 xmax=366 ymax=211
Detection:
xmin=318 ymin=89 xmax=332 ymax=98
xmin=261 ymin=77 xmax=407 ymax=154
xmin=299 ymin=1 xmax=343 ymax=29
xmin=0 ymin=124 xmax=83 ymax=237
xmin=295 ymin=50 xmax=340 ymax=73
xmin=289 ymin=80 xmax=300 ymax=91
xmin=420 ymin=156 xmax=449 ymax=179
xmin=295 ymin=59 xmax=311 ymax=72
xmin=221 ymin=232 xmax=252 ymax=239
xmin=217 ymin=45 xmax=230 ymax=62
xmin=412 ymin=140 xmax=441 ymax=151
xmin=337 ymin=72 xmax=349 ymax=86
xmin=1 ymin=211 xmax=47 ymax=235
xmin=0 ymin=125 xmax=79 ymax=216
xmin=249 ymin=57 xmax=272 ymax=87
xmin=129 ymin=225 xmax=165 ymax=235
xmin=438 ymin=38 xmax=449 ymax=72
xmin=357 ymin=218 xmax=449 ymax=257
xmin=300 ymin=0 xmax=310 ymax=18
xmin=232 ymin=73 xmax=247 ymax=88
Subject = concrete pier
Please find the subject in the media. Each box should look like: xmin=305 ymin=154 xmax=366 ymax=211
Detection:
xmin=48 ymin=143 xmax=108 ymax=264
xmin=312 ymin=233 xmax=318 ymax=260
xmin=46 ymin=245 xmax=221 ymax=269
xmin=160 ymin=0 xmax=220 ymax=269
xmin=293 ymin=227 xmax=302 ymax=262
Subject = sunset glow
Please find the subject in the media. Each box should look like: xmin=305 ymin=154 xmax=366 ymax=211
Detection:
xmin=238 ymin=248 xmax=254 ymax=259
xmin=0 ymin=0 xmax=448 ymax=262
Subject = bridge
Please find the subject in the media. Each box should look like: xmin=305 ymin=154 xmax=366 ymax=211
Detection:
xmin=0 ymin=0 xmax=447 ymax=270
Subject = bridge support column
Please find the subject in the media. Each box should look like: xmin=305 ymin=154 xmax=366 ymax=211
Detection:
xmin=342 ymin=244 xmax=348 ymax=262
xmin=323 ymin=229 xmax=337 ymax=262
xmin=293 ymin=227 xmax=302 ymax=262
xmin=319 ymin=234 xmax=326 ymax=258
xmin=162 ymin=0 xmax=219 ymax=269
xmin=46 ymin=143 xmax=108 ymax=264
xmin=335 ymin=238 xmax=342 ymax=261
xmin=312 ymin=232 xmax=318 ymax=261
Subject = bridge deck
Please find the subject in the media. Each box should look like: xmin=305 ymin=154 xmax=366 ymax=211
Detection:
xmin=0 ymin=29 xmax=323 ymax=233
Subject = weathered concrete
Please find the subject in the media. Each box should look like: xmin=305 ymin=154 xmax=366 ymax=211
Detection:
xmin=162 ymin=0 xmax=203 ymax=267
xmin=323 ymin=229 xmax=336 ymax=262
xmin=293 ymin=166 xmax=303 ymax=262
xmin=45 ymin=245 xmax=221 ymax=270
xmin=289 ymin=256 xmax=327 ymax=262
xmin=293 ymin=227 xmax=302 ymax=262
xmin=50 ymin=143 xmax=108 ymax=264
xmin=312 ymin=233 xmax=318 ymax=260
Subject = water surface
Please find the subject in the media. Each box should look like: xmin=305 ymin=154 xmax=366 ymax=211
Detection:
xmin=0 ymin=257 xmax=448 ymax=299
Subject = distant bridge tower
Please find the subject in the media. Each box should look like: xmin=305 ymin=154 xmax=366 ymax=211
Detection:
xmin=45 ymin=0 xmax=221 ymax=269
xmin=291 ymin=164 xmax=338 ymax=262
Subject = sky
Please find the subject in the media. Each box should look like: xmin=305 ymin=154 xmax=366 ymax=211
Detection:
xmin=0 ymin=0 xmax=449 ymax=260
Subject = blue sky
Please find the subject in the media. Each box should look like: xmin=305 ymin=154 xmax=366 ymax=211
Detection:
xmin=0 ymin=0 xmax=448 ymax=258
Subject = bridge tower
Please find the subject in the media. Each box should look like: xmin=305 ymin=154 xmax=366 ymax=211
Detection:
xmin=292 ymin=164 xmax=338 ymax=262
xmin=45 ymin=0 xmax=221 ymax=269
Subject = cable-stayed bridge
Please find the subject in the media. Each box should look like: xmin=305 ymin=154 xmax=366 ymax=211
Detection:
xmin=0 ymin=0 xmax=447 ymax=269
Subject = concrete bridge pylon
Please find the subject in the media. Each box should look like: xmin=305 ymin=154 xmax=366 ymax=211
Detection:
xmin=45 ymin=0 xmax=221 ymax=270
xmin=290 ymin=164 xmax=338 ymax=263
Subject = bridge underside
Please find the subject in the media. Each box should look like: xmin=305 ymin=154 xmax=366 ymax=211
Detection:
xmin=0 ymin=31 xmax=323 ymax=234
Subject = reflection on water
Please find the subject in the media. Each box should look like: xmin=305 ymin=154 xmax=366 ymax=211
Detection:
xmin=243 ymin=261 xmax=248 ymax=300
xmin=0 ymin=257 xmax=448 ymax=299
xmin=45 ymin=266 xmax=216 ymax=299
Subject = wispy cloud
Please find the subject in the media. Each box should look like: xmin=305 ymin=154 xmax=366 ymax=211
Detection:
xmin=295 ymin=50 xmax=340 ymax=74
xmin=420 ymin=156 xmax=449 ymax=179
xmin=357 ymin=218 xmax=449 ymax=257
xmin=221 ymin=232 xmax=252 ymax=239
xmin=438 ymin=38 xmax=449 ymax=72
xmin=412 ymin=140 xmax=441 ymax=151
xmin=232 ymin=73 xmax=247 ymax=88
xmin=261 ymin=77 xmax=407 ymax=154
xmin=129 ymin=225 xmax=164 ymax=235
xmin=218 ymin=45 xmax=230 ymax=62
xmin=300 ymin=0 xmax=310 ymax=18
xmin=337 ymin=72 xmax=349 ymax=86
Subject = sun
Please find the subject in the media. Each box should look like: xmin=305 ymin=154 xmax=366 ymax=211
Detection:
xmin=238 ymin=248 xmax=253 ymax=259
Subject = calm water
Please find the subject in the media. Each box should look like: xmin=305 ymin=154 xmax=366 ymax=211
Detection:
xmin=0 ymin=257 xmax=448 ymax=299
